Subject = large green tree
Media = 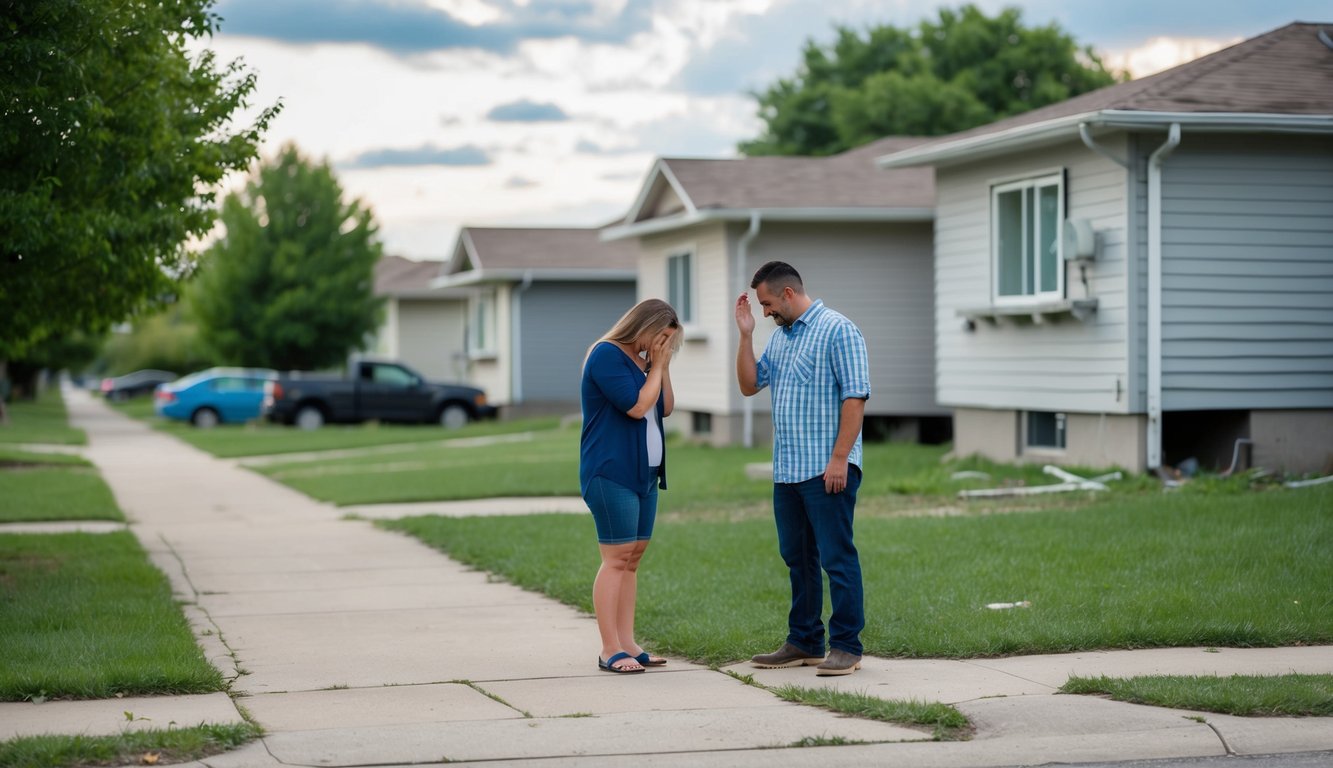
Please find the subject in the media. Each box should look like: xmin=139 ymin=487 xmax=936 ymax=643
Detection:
xmin=741 ymin=4 xmax=1119 ymax=156
xmin=0 ymin=0 xmax=278 ymax=359
xmin=190 ymin=145 xmax=384 ymax=371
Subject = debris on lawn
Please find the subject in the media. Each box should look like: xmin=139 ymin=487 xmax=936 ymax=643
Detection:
xmin=950 ymin=470 xmax=992 ymax=481
xmin=986 ymin=601 xmax=1032 ymax=610
xmin=957 ymin=465 xmax=1121 ymax=499
xmin=1285 ymin=474 xmax=1333 ymax=489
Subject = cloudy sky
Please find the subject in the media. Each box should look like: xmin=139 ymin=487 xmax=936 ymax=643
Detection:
xmin=203 ymin=0 xmax=1329 ymax=259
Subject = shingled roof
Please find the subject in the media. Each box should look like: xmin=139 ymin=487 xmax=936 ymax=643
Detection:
xmin=880 ymin=22 xmax=1333 ymax=168
xmin=603 ymin=136 xmax=936 ymax=240
xmin=374 ymin=255 xmax=458 ymax=299
xmin=441 ymin=227 xmax=638 ymax=284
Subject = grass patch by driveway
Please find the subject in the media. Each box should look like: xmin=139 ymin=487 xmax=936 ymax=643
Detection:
xmin=0 ymin=532 xmax=225 ymax=701
xmin=0 ymin=722 xmax=261 ymax=768
xmin=380 ymin=485 xmax=1332 ymax=663
xmin=0 ymin=391 xmax=86 ymax=446
xmin=1062 ymin=673 xmax=1333 ymax=716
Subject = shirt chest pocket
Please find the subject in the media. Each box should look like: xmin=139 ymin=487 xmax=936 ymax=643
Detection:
xmin=784 ymin=347 xmax=817 ymax=386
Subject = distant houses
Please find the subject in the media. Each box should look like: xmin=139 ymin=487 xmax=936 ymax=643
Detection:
xmin=433 ymin=227 xmax=637 ymax=416
xmin=371 ymin=255 xmax=468 ymax=383
xmin=383 ymin=20 xmax=1332 ymax=475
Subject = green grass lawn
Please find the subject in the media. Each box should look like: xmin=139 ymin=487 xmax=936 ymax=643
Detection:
xmin=0 ymin=532 xmax=225 ymax=701
xmin=0 ymin=723 xmax=261 ymax=768
xmin=381 ymin=485 xmax=1333 ymax=664
xmin=1062 ymin=674 xmax=1333 ymax=716
xmin=251 ymin=427 xmax=1119 ymax=510
xmin=111 ymin=397 xmax=562 ymax=459
xmin=0 ymin=390 xmax=86 ymax=446
xmin=0 ymin=466 xmax=124 ymax=523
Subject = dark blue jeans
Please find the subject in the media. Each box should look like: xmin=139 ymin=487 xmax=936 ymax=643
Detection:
xmin=773 ymin=466 xmax=864 ymax=657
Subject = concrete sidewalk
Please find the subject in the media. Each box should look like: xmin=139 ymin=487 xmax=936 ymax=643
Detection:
xmin=2 ymin=388 xmax=1330 ymax=767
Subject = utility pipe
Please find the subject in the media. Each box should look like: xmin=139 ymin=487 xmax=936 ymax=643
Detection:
xmin=1146 ymin=123 xmax=1181 ymax=469
xmin=736 ymin=211 xmax=762 ymax=448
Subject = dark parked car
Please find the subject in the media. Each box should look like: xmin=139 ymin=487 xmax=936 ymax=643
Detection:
xmin=262 ymin=359 xmax=496 ymax=429
xmin=154 ymin=367 xmax=278 ymax=427
xmin=100 ymin=369 xmax=177 ymax=401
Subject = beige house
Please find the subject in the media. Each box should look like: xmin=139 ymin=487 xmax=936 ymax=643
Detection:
xmin=878 ymin=22 xmax=1333 ymax=474
xmin=603 ymin=137 xmax=947 ymax=447
xmin=371 ymin=255 xmax=469 ymax=383
xmin=435 ymin=227 xmax=637 ymax=416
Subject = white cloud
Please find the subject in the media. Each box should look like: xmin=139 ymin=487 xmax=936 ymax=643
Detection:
xmin=1099 ymin=35 xmax=1241 ymax=78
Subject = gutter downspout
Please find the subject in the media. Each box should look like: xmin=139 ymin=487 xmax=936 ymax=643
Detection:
xmin=511 ymin=269 xmax=534 ymax=405
xmin=1146 ymin=124 xmax=1181 ymax=470
xmin=737 ymin=211 xmax=762 ymax=448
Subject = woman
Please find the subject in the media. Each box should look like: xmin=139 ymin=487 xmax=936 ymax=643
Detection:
xmin=580 ymin=298 xmax=681 ymax=674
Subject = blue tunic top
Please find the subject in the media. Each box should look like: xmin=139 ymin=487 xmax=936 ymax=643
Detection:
xmin=580 ymin=341 xmax=667 ymax=497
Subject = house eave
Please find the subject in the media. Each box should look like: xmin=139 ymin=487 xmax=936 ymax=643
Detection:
xmin=877 ymin=110 xmax=1333 ymax=168
xmin=431 ymin=269 xmax=635 ymax=288
xmin=601 ymin=207 xmax=934 ymax=241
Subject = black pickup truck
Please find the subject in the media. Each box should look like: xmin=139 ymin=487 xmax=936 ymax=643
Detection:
xmin=262 ymin=359 xmax=496 ymax=429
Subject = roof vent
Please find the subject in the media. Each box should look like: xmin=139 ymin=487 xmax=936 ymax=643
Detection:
xmin=1319 ymin=28 xmax=1333 ymax=51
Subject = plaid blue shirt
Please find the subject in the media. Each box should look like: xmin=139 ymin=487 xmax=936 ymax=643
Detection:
xmin=755 ymin=300 xmax=871 ymax=484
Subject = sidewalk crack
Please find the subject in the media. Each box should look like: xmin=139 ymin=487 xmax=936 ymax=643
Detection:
xmin=157 ymin=532 xmax=247 ymax=686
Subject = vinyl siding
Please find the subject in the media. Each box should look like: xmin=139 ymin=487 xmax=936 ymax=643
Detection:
xmin=1157 ymin=133 xmax=1333 ymax=410
xmin=395 ymin=298 xmax=468 ymax=383
xmin=517 ymin=281 xmax=636 ymax=403
xmin=934 ymin=138 xmax=1132 ymax=413
xmin=468 ymin=286 xmax=512 ymax=405
xmin=641 ymin=222 xmax=733 ymax=414
xmin=746 ymin=221 xmax=945 ymax=416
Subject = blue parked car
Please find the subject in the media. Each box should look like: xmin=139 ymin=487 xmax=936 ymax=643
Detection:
xmin=154 ymin=368 xmax=278 ymax=428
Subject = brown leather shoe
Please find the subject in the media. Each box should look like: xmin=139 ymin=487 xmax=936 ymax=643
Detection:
xmin=815 ymin=649 xmax=862 ymax=676
xmin=750 ymin=642 xmax=824 ymax=669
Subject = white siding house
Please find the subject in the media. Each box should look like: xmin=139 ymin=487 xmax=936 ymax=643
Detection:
xmin=435 ymin=227 xmax=637 ymax=415
xmin=371 ymin=255 xmax=469 ymax=383
xmin=604 ymin=137 xmax=947 ymax=447
xmin=879 ymin=22 xmax=1333 ymax=474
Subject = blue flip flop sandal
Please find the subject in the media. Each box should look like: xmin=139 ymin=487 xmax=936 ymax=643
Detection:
xmin=598 ymin=652 xmax=645 ymax=674
xmin=634 ymin=652 xmax=667 ymax=667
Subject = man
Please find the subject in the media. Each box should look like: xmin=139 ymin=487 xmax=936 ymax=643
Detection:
xmin=734 ymin=261 xmax=870 ymax=676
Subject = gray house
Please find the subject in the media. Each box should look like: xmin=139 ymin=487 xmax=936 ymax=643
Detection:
xmin=435 ymin=227 xmax=637 ymax=416
xmin=878 ymin=22 xmax=1333 ymax=474
xmin=603 ymin=137 xmax=947 ymax=447
xmin=371 ymin=255 xmax=468 ymax=383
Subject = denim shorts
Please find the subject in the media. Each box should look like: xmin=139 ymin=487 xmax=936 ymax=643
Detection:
xmin=583 ymin=474 xmax=658 ymax=545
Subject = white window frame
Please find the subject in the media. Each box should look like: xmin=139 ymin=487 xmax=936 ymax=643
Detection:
xmin=991 ymin=172 xmax=1064 ymax=306
xmin=468 ymin=288 xmax=497 ymax=358
xmin=666 ymin=250 xmax=695 ymax=325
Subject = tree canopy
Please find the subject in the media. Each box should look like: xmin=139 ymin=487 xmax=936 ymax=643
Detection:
xmin=0 ymin=0 xmax=278 ymax=358
xmin=740 ymin=4 xmax=1120 ymax=156
xmin=190 ymin=145 xmax=385 ymax=372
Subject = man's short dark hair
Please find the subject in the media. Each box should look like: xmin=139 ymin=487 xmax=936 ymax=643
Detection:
xmin=751 ymin=261 xmax=804 ymax=292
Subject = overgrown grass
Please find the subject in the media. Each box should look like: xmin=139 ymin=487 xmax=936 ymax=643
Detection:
xmin=1062 ymin=674 xmax=1333 ymax=716
xmin=0 ymin=532 xmax=225 ymax=701
xmin=0 ymin=463 xmax=123 ymax=524
xmin=772 ymin=685 xmax=970 ymax=740
xmin=380 ymin=485 xmax=1332 ymax=663
xmin=0 ymin=391 xmax=86 ymax=446
xmin=0 ymin=722 xmax=262 ymax=768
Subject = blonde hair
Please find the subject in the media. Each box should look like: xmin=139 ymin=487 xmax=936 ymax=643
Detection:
xmin=586 ymin=298 xmax=682 ymax=365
